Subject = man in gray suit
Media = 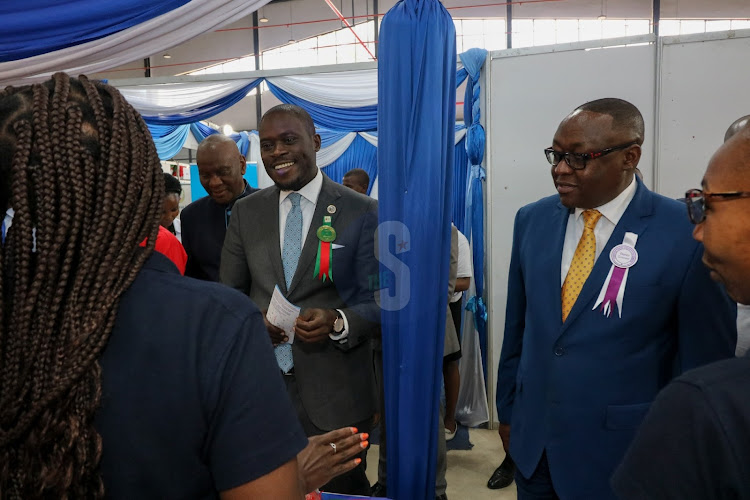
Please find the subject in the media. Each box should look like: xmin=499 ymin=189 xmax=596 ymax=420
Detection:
xmin=220 ymin=104 xmax=379 ymax=496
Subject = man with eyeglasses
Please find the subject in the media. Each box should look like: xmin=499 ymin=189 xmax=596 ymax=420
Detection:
xmin=612 ymin=121 xmax=750 ymax=500
xmin=494 ymin=98 xmax=736 ymax=500
xmin=181 ymin=134 xmax=258 ymax=281
xmin=720 ymin=116 xmax=750 ymax=358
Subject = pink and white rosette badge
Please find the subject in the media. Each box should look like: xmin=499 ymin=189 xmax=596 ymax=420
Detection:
xmin=593 ymin=232 xmax=639 ymax=318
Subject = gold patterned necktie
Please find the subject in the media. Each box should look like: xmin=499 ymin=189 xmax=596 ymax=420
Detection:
xmin=561 ymin=209 xmax=603 ymax=322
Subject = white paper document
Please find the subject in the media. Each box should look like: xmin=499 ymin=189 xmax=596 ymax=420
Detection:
xmin=267 ymin=285 xmax=301 ymax=344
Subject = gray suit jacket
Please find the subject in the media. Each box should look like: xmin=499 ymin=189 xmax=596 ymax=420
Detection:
xmin=220 ymin=174 xmax=379 ymax=430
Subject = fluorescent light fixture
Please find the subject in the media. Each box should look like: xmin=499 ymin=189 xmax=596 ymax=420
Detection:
xmin=598 ymin=0 xmax=607 ymax=21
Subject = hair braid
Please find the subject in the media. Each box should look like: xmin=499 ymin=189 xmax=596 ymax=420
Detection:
xmin=0 ymin=73 xmax=162 ymax=498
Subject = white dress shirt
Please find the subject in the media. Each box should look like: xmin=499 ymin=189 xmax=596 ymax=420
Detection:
xmin=736 ymin=304 xmax=750 ymax=356
xmin=561 ymin=177 xmax=638 ymax=286
xmin=451 ymin=227 xmax=472 ymax=303
xmin=279 ymin=169 xmax=323 ymax=250
xmin=278 ymin=169 xmax=349 ymax=340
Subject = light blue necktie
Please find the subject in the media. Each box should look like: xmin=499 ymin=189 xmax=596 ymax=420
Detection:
xmin=276 ymin=192 xmax=302 ymax=373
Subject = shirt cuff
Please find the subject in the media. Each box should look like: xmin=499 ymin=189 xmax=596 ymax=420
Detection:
xmin=328 ymin=309 xmax=349 ymax=341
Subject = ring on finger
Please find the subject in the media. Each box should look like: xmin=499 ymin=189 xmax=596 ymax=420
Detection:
xmin=329 ymin=442 xmax=337 ymax=454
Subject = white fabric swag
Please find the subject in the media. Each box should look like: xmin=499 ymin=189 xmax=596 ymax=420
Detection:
xmin=267 ymin=70 xmax=379 ymax=108
xmin=119 ymin=79 xmax=258 ymax=115
xmin=0 ymin=0 xmax=270 ymax=86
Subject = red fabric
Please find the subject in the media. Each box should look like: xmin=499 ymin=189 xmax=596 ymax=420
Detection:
xmin=319 ymin=241 xmax=330 ymax=280
xmin=140 ymin=225 xmax=187 ymax=275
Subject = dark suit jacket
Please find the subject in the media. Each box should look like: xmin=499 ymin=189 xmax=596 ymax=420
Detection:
xmin=181 ymin=184 xmax=257 ymax=282
xmin=495 ymin=178 xmax=737 ymax=499
xmin=220 ymin=174 xmax=379 ymax=430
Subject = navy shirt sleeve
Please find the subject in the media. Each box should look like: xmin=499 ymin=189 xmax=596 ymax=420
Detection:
xmin=206 ymin=310 xmax=308 ymax=491
xmin=612 ymin=374 xmax=742 ymax=499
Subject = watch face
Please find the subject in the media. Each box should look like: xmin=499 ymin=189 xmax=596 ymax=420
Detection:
xmin=334 ymin=317 xmax=344 ymax=333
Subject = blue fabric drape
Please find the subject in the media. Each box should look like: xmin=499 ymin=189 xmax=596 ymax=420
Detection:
xmin=317 ymin=128 xmax=355 ymax=147
xmin=378 ymin=0 xmax=456 ymax=498
xmin=235 ymin=130 xmax=252 ymax=156
xmin=452 ymin=136 xmax=468 ymax=233
xmin=142 ymin=79 xmax=262 ymax=125
xmin=321 ymin=135 xmax=378 ymax=194
xmin=460 ymin=48 xmax=489 ymax=376
xmin=266 ymin=81 xmax=378 ymax=132
xmin=189 ymin=121 xmax=217 ymax=142
xmin=0 ymin=0 xmax=190 ymax=62
xmin=148 ymin=123 xmax=190 ymax=160
xmin=456 ymin=67 xmax=468 ymax=88
xmin=188 ymin=122 xmax=251 ymax=156
xmin=266 ymin=70 xmax=467 ymax=132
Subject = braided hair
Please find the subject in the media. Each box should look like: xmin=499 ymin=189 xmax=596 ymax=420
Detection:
xmin=0 ymin=73 xmax=163 ymax=498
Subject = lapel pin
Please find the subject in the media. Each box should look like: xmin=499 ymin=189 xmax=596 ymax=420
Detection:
xmin=327 ymin=205 xmax=336 ymax=214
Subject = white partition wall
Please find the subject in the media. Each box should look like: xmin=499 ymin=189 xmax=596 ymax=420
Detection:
xmin=483 ymin=29 xmax=750 ymax=426
xmin=656 ymin=30 xmax=750 ymax=198
xmin=483 ymin=36 xmax=658 ymax=426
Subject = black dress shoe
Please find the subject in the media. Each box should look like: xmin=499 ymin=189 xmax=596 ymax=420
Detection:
xmin=370 ymin=482 xmax=387 ymax=497
xmin=487 ymin=454 xmax=516 ymax=489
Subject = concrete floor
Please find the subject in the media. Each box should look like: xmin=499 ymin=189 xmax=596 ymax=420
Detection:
xmin=365 ymin=428 xmax=518 ymax=500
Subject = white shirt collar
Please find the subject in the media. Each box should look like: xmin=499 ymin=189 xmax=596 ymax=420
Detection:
xmin=574 ymin=176 xmax=637 ymax=226
xmin=279 ymin=169 xmax=323 ymax=206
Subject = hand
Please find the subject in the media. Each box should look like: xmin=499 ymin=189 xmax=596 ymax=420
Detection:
xmin=297 ymin=427 xmax=368 ymax=493
xmin=497 ymin=423 xmax=511 ymax=453
xmin=294 ymin=308 xmax=337 ymax=343
xmin=262 ymin=309 xmax=287 ymax=346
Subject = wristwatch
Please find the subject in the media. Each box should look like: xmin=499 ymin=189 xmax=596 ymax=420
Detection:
xmin=332 ymin=311 xmax=345 ymax=334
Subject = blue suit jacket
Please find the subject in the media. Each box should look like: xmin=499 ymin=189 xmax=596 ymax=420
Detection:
xmin=496 ymin=178 xmax=736 ymax=499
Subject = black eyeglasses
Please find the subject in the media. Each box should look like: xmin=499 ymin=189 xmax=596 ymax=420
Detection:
xmin=544 ymin=142 xmax=638 ymax=170
xmin=685 ymin=188 xmax=750 ymax=224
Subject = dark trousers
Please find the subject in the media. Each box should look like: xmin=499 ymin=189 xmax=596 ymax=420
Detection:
xmin=449 ymin=299 xmax=462 ymax=339
xmin=284 ymin=373 xmax=372 ymax=496
xmin=515 ymin=451 xmax=560 ymax=500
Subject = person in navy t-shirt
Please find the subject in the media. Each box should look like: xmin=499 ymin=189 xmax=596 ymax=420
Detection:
xmin=0 ymin=74 xmax=365 ymax=499
xmin=612 ymin=116 xmax=750 ymax=500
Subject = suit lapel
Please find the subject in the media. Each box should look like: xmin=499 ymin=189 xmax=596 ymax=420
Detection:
xmin=288 ymin=176 xmax=342 ymax=296
xmin=561 ymin=178 xmax=653 ymax=331
xmin=262 ymin=187 xmax=287 ymax=294
xmin=546 ymin=202 xmax=572 ymax=325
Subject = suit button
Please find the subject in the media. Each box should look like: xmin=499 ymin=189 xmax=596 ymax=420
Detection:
xmin=554 ymin=347 xmax=565 ymax=356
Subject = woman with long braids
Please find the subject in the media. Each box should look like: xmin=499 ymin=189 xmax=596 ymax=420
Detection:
xmin=0 ymin=74 xmax=366 ymax=499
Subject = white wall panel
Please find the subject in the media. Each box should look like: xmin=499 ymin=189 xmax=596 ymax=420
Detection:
xmin=656 ymin=32 xmax=750 ymax=198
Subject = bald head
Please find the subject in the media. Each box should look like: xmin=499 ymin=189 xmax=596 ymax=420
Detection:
xmin=197 ymin=133 xmax=239 ymax=154
xmin=695 ymin=124 xmax=750 ymax=304
xmin=575 ymin=98 xmax=645 ymax=146
xmin=724 ymin=115 xmax=750 ymax=143
xmin=196 ymin=134 xmax=246 ymax=204
xmin=719 ymin=124 xmax=750 ymax=175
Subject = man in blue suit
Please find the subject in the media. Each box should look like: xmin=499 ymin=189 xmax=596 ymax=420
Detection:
xmin=494 ymin=98 xmax=737 ymax=499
